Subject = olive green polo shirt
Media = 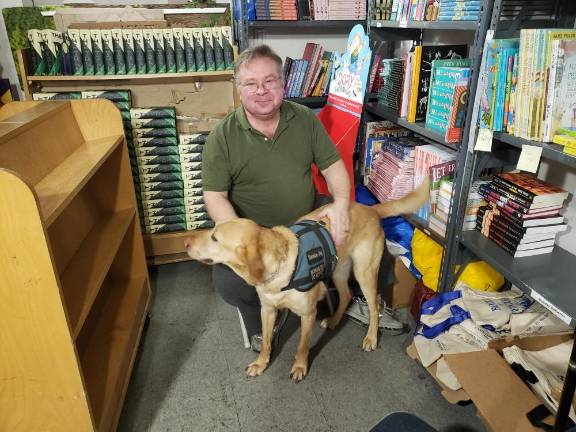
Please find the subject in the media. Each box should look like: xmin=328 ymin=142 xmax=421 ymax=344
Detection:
xmin=202 ymin=101 xmax=340 ymax=227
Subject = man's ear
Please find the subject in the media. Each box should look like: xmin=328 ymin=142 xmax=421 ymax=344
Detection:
xmin=242 ymin=231 xmax=265 ymax=284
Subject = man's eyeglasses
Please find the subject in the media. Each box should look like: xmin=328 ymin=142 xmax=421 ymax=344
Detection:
xmin=239 ymin=77 xmax=283 ymax=93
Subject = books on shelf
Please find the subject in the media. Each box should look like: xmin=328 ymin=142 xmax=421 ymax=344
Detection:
xmin=475 ymin=173 xmax=569 ymax=258
xmin=477 ymin=29 xmax=576 ymax=145
xmin=284 ymin=43 xmax=334 ymax=98
xmin=371 ymin=0 xmax=480 ymax=23
xmin=247 ymin=0 xmax=365 ymax=20
xmin=26 ymin=26 xmax=234 ymax=77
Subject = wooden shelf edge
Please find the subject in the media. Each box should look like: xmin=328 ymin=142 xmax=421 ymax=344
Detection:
xmin=79 ymin=276 xmax=150 ymax=432
xmin=27 ymin=70 xmax=234 ymax=83
xmin=60 ymin=208 xmax=136 ymax=338
xmin=148 ymin=252 xmax=192 ymax=266
xmin=143 ymin=228 xmax=210 ymax=259
xmin=35 ymin=134 xmax=124 ymax=226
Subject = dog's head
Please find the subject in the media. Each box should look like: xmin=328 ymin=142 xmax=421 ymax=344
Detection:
xmin=184 ymin=219 xmax=290 ymax=286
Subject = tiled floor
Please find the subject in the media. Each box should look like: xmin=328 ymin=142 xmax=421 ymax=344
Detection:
xmin=119 ymin=261 xmax=485 ymax=432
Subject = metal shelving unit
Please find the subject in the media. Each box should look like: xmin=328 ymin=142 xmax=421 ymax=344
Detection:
xmin=248 ymin=20 xmax=364 ymax=29
xmin=371 ymin=19 xmax=478 ymax=30
xmin=493 ymin=132 xmax=576 ymax=168
xmin=405 ymin=214 xmax=445 ymax=245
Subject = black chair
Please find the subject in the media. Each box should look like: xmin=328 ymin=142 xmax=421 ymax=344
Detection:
xmin=370 ymin=412 xmax=437 ymax=432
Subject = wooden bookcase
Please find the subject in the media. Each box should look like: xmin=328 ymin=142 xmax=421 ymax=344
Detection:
xmin=18 ymin=47 xmax=240 ymax=264
xmin=0 ymin=99 xmax=151 ymax=431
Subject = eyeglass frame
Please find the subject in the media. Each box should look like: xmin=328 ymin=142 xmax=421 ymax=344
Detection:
xmin=236 ymin=76 xmax=284 ymax=94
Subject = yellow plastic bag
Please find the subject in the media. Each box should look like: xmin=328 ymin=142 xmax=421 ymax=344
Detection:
xmin=411 ymin=228 xmax=504 ymax=292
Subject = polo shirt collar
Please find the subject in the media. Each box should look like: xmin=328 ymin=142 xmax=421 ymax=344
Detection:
xmin=236 ymin=101 xmax=296 ymax=131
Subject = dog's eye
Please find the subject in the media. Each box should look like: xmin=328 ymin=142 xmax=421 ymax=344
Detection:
xmin=211 ymin=233 xmax=218 ymax=242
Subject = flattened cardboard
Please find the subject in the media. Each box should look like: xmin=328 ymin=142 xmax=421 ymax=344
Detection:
xmin=445 ymin=350 xmax=554 ymax=432
xmin=488 ymin=332 xmax=573 ymax=353
xmin=406 ymin=343 xmax=470 ymax=404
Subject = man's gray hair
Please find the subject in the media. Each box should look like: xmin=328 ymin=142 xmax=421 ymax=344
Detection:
xmin=234 ymin=45 xmax=283 ymax=83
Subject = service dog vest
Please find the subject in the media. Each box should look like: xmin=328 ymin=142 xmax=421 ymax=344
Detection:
xmin=283 ymin=220 xmax=338 ymax=292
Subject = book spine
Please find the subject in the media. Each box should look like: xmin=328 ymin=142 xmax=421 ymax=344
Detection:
xmin=143 ymin=29 xmax=157 ymax=74
xmin=100 ymin=30 xmax=115 ymax=75
xmin=202 ymin=28 xmax=216 ymax=72
xmin=492 ymin=175 xmax=535 ymax=202
xmin=67 ymin=29 xmax=84 ymax=76
xmin=133 ymin=29 xmax=146 ymax=74
xmin=172 ymin=28 xmax=186 ymax=73
xmin=111 ymin=29 xmax=126 ymax=75
xmin=90 ymin=30 xmax=105 ymax=75
xmin=163 ymin=29 xmax=177 ymax=73
xmin=79 ymin=29 xmax=95 ymax=75
xmin=543 ymin=38 xmax=560 ymax=142
xmin=212 ymin=27 xmax=226 ymax=71
xmin=192 ymin=28 xmax=206 ymax=72
xmin=221 ymin=26 xmax=234 ymax=70
xmin=153 ymin=29 xmax=166 ymax=73
xmin=182 ymin=29 xmax=197 ymax=72
xmin=503 ymin=53 xmax=514 ymax=130
xmin=122 ymin=29 xmax=136 ymax=75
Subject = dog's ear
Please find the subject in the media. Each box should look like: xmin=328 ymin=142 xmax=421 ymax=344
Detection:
xmin=242 ymin=230 xmax=265 ymax=284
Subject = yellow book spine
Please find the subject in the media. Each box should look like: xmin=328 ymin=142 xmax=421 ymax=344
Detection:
xmin=408 ymin=45 xmax=422 ymax=123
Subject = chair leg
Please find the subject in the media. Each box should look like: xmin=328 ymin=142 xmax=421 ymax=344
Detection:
xmin=238 ymin=308 xmax=251 ymax=349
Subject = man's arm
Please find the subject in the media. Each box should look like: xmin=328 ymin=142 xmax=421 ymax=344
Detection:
xmin=204 ymin=190 xmax=238 ymax=223
xmin=317 ymin=159 xmax=351 ymax=245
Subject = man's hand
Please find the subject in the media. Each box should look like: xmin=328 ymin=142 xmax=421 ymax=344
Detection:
xmin=316 ymin=198 xmax=350 ymax=246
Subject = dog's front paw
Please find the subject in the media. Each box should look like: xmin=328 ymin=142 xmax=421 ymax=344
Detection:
xmin=289 ymin=363 xmax=308 ymax=382
xmin=246 ymin=361 xmax=267 ymax=377
xmin=320 ymin=316 xmax=339 ymax=330
xmin=362 ymin=335 xmax=377 ymax=352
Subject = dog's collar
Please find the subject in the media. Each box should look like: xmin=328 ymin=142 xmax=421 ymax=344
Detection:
xmin=283 ymin=220 xmax=337 ymax=292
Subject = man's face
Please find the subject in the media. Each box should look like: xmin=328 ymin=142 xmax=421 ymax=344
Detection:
xmin=237 ymin=57 xmax=284 ymax=119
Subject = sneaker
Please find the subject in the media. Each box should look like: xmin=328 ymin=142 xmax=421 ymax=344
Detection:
xmin=345 ymin=296 xmax=406 ymax=335
xmin=251 ymin=309 xmax=289 ymax=353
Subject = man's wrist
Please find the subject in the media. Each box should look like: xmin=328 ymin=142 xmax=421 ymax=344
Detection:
xmin=333 ymin=196 xmax=350 ymax=208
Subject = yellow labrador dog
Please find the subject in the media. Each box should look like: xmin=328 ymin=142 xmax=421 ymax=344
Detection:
xmin=184 ymin=179 xmax=429 ymax=381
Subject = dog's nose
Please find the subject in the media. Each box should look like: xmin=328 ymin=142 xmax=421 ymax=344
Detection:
xmin=184 ymin=238 xmax=191 ymax=249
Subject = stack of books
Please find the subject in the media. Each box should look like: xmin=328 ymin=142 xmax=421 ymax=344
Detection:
xmin=27 ymin=26 xmax=234 ymax=76
xmin=476 ymin=172 xmax=569 ymax=258
xmin=371 ymin=0 xmax=480 ymax=22
xmin=377 ymin=58 xmax=404 ymax=114
xmin=358 ymin=120 xmax=410 ymax=181
xmin=367 ymin=135 xmax=427 ymax=202
xmin=413 ymin=143 xmax=457 ymax=221
xmin=478 ymin=29 xmax=576 ymax=144
xmin=326 ymin=0 xmax=366 ymax=20
xmin=425 ymin=59 xmax=471 ymax=142
xmin=429 ymin=178 xmax=488 ymax=237
xmin=553 ymin=127 xmax=576 ymax=156
xmin=284 ymin=43 xmax=334 ymax=98
xmin=255 ymin=0 xmax=298 ymax=20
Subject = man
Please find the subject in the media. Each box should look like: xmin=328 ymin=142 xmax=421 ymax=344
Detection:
xmin=202 ymin=45 xmax=350 ymax=350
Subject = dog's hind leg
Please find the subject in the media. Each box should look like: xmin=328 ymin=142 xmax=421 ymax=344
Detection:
xmin=320 ymin=257 xmax=353 ymax=330
xmin=352 ymin=237 xmax=384 ymax=351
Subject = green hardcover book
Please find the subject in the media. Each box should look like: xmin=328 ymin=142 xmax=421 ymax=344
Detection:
xmin=202 ymin=28 xmax=216 ymax=71
xmin=180 ymin=160 xmax=203 ymax=171
xmin=187 ymin=220 xmax=215 ymax=230
xmin=185 ymin=211 xmax=210 ymax=222
xmin=141 ymin=189 xmax=184 ymax=201
xmin=182 ymin=28 xmax=197 ymax=72
xmin=142 ymin=206 xmax=185 ymax=217
xmin=81 ymin=90 xmax=131 ymax=102
xmin=178 ymin=142 xmax=204 ymax=153
xmin=135 ymin=146 xmax=180 ymax=157
xmin=184 ymin=187 xmax=203 ymax=197
xmin=131 ymin=117 xmax=176 ymax=128
xmin=122 ymin=29 xmax=136 ymax=74
xmin=145 ymin=223 xmax=187 ymax=234
xmin=90 ymin=30 xmax=105 ymax=75
xmin=32 ymin=92 xmax=81 ymax=100
xmin=180 ymin=168 xmax=202 ymax=179
xmin=185 ymin=204 xmax=207 ymax=214
xmin=111 ymin=29 xmax=126 ymax=75
xmin=133 ymin=29 xmax=146 ymax=74
xmin=221 ymin=26 xmax=234 ymax=70
xmin=178 ymin=133 xmax=208 ymax=145
xmin=44 ymin=30 xmax=63 ymax=76
xmin=212 ymin=27 xmax=225 ymax=71
xmin=153 ymin=29 xmax=167 ymax=73
xmin=28 ymin=30 xmax=46 ymax=76
xmin=134 ymin=136 xmax=178 ymax=147
xmin=163 ymin=29 xmax=176 ymax=73
xmin=140 ymin=181 xmax=183 ymax=193
xmin=134 ymin=127 xmax=177 ymax=138
xmin=172 ymin=28 xmax=186 ymax=73
xmin=192 ymin=28 xmax=206 ymax=72
xmin=78 ymin=29 xmax=94 ymax=75
xmin=141 ymin=194 xmax=184 ymax=206
xmin=100 ymin=30 xmax=115 ymax=75
xmin=130 ymin=107 xmax=176 ymax=119
xmin=138 ymin=163 xmax=181 ymax=175
xmin=143 ymin=29 xmax=157 ymax=74
xmin=66 ymin=29 xmax=84 ymax=75
xmin=137 ymin=154 xmax=181 ymax=165
xmin=180 ymin=154 xmax=203 ymax=165
xmin=183 ymin=177 xmax=202 ymax=188
xmin=144 ymin=214 xmax=187 ymax=225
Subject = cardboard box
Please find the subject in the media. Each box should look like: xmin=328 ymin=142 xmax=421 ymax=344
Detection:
xmin=383 ymin=257 xmax=417 ymax=309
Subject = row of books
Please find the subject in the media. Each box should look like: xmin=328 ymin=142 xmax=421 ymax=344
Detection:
xmin=284 ymin=43 xmax=335 ymax=98
xmin=476 ymin=172 xmax=569 ymax=258
xmin=553 ymin=128 xmax=576 ymax=156
xmin=372 ymin=0 xmax=480 ymax=22
xmin=477 ymin=29 xmax=576 ymax=143
xmin=243 ymin=0 xmax=366 ymax=20
xmin=27 ymin=26 xmax=234 ymax=76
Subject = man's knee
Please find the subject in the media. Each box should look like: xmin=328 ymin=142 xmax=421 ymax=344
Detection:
xmin=212 ymin=264 xmax=259 ymax=306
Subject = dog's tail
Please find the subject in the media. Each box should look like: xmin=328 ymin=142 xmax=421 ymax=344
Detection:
xmin=373 ymin=176 xmax=431 ymax=219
